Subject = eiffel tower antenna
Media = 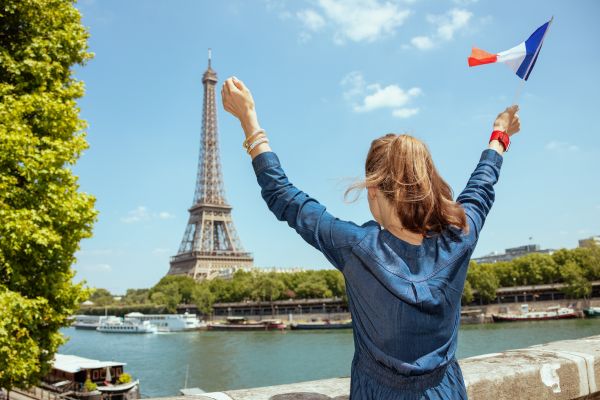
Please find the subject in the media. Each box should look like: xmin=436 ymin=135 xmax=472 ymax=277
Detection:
xmin=167 ymin=50 xmax=253 ymax=281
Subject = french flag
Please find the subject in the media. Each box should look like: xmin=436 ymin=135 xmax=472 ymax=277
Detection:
xmin=468 ymin=18 xmax=553 ymax=80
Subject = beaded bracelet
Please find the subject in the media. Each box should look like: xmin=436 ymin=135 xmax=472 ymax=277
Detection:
xmin=243 ymin=129 xmax=265 ymax=149
xmin=246 ymin=137 xmax=269 ymax=154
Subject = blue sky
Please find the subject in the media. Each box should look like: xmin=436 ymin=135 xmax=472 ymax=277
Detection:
xmin=73 ymin=0 xmax=600 ymax=293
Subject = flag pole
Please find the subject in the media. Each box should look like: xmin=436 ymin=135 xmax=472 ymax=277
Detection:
xmin=512 ymin=79 xmax=526 ymax=105
xmin=512 ymin=16 xmax=554 ymax=106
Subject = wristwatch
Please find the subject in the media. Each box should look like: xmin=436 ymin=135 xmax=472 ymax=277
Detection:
xmin=489 ymin=130 xmax=510 ymax=152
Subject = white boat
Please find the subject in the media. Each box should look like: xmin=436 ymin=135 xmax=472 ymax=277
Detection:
xmin=123 ymin=312 xmax=205 ymax=332
xmin=72 ymin=314 xmax=101 ymax=330
xmin=97 ymin=316 xmax=157 ymax=334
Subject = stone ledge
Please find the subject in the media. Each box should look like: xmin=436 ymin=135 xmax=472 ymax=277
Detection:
xmin=154 ymin=335 xmax=600 ymax=400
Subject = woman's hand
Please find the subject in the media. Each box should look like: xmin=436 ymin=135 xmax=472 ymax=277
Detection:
xmin=494 ymin=104 xmax=521 ymax=136
xmin=488 ymin=105 xmax=520 ymax=155
xmin=221 ymin=77 xmax=259 ymax=134
xmin=221 ymin=77 xmax=271 ymax=158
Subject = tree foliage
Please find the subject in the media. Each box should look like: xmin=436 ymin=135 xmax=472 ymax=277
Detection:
xmin=0 ymin=0 xmax=95 ymax=391
xmin=466 ymin=246 xmax=600 ymax=303
xmin=89 ymin=287 xmax=114 ymax=306
xmin=466 ymin=262 xmax=499 ymax=303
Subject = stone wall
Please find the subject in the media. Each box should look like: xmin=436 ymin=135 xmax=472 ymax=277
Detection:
xmin=154 ymin=335 xmax=600 ymax=400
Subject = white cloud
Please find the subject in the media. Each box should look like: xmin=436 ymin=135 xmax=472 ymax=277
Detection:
xmin=121 ymin=206 xmax=174 ymax=223
xmin=410 ymin=36 xmax=434 ymax=50
xmin=341 ymin=71 xmax=421 ymax=118
xmin=392 ymin=108 xmax=420 ymax=118
xmin=355 ymin=84 xmax=421 ymax=112
xmin=158 ymin=211 xmax=174 ymax=220
xmin=295 ymin=0 xmax=411 ymax=44
xmin=297 ymin=9 xmax=326 ymax=32
xmin=264 ymin=0 xmax=293 ymax=20
xmin=431 ymin=8 xmax=472 ymax=40
xmin=341 ymin=71 xmax=366 ymax=100
xmin=410 ymin=8 xmax=473 ymax=50
xmin=545 ymin=141 xmax=579 ymax=153
xmin=121 ymin=206 xmax=150 ymax=223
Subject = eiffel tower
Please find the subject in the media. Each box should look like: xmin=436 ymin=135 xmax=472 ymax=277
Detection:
xmin=168 ymin=50 xmax=253 ymax=281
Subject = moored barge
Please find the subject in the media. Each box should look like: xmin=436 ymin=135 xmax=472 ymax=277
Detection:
xmin=207 ymin=316 xmax=286 ymax=331
xmin=492 ymin=304 xmax=578 ymax=322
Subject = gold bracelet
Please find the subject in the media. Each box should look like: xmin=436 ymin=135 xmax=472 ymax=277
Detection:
xmin=243 ymin=129 xmax=265 ymax=149
xmin=243 ymin=133 xmax=266 ymax=150
xmin=246 ymin=137 xmax=269 ymax=154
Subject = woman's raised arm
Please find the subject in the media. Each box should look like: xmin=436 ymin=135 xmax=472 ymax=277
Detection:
xmin=456 ymin=105 xmax=521 ymax=242
xmin=220 ymin=77 xmax=367 ymax=272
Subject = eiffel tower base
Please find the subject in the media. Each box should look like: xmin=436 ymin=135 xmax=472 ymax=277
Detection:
xmin=168 ymin=251 xmax=254 ymax=281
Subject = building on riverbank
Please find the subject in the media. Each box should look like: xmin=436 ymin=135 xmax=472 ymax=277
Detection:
xmin=579 ymin=235 xmax=600 ymax=248
xmin=472 ymin=243 xmax=554 ymax=264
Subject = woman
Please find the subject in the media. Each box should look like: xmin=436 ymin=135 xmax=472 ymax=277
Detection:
xmin=221 ymin=76 xmax=520 ymax=399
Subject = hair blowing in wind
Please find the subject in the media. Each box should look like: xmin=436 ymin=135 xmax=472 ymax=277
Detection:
xmin=344 ymin=134 xmax=468 ymax=236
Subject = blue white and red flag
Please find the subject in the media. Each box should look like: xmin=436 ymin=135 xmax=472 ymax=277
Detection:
xmin=468 ymin=18 xmax=553 ymax=80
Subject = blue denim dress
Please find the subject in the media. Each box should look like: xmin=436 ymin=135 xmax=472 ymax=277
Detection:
xmin=252 ymin=149 xmax=503 ymax=399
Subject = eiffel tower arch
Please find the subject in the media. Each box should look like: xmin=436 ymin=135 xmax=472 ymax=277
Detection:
xmin=167 ymin=50 xmax=253 ymax=281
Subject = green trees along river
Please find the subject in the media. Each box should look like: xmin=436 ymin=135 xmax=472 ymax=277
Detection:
xmin=463 ymin=246 xmax=600 ymax=303
xmin=85 ymin=245 xmax=600 ymax=315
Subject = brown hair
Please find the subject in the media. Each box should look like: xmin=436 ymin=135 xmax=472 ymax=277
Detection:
xmin=345 ymin=133 xmax=468 ymax=236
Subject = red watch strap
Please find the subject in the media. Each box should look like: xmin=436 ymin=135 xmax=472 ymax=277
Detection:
xmin=490 ymin=130 xmax=510 ymax=151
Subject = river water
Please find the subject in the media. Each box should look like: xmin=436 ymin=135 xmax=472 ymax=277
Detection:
xmin=59 ymin=318 xmax=600 ymax=397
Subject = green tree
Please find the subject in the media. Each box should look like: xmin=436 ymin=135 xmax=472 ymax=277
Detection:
xmin=252 ymin=273 xmax=285 ymax=302
xmin=560 ymin=261 xmax=592 ymax=299
xmin=192 ymin=284 xmax=215 ymax=316
xmin=321 ymin=269 xmax=346 ymax=299
xmin=0 ymin=0 xmax=95 ymax=392
xmin=149 ymin=275 xmax=196 ymax=309
xmin=461 ymin=280 xmax=474 ymax=305
xmin=492 ymin=261 xmax=520 ymax=287
xmin=122 ymin=288 xmax=151 ymax=305
xmin=150 ymin=283 xmax=181 ymax=313
xmin=295 ymin=273 xmax=332 ymax=299
xmin=512 ymin=253 xmax=559 ymax=285
xmin=89 ymin=288 xmax=114 ymax=306
xmin=467 ymin=262 xmax=499 ymax=303
xmin=230 ymin=269 xmax=254 ymax=301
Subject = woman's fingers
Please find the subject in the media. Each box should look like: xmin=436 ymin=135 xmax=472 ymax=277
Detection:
xmin=224 ymin=78 xmax=241 ymax=94
xmin=507 ymin=114 xmax=521 ymax=135
xmin=232 ymin=76 xmax=244 ymax=91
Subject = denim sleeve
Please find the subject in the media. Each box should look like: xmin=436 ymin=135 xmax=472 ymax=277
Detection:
xmin=252 ymin=151 xmax=366 ymax=271
xmin=456 ymin=149 xmax=503 ymax=244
